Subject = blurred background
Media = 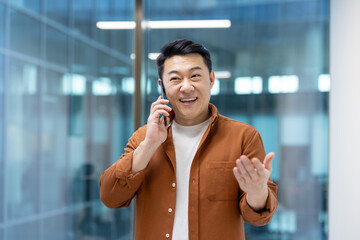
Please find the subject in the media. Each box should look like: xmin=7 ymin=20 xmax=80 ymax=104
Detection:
xmin=0 ymin=0 xmax=329 ymax=239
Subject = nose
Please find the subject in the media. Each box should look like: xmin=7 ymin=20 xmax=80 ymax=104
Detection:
xmin=180 ymin=78 xmax=194 ymax=93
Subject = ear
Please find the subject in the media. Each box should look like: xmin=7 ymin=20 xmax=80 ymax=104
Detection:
xmin=209 ymin=71 xmax=215 ymax=89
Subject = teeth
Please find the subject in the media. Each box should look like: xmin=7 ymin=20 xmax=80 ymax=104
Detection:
xmin=180 ymin=98 xmax=197 ymax=102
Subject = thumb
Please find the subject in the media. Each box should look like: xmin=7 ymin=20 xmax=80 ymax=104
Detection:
xmin=264 ymin=152 xmax=275 ymax=172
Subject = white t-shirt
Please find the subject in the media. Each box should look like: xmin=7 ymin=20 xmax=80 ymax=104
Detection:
xmin=171 ymin=118 xmax=212 ymax=240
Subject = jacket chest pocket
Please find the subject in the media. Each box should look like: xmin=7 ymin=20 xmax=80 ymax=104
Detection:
xmin=205 ymin=162 xmax=239 ymax=201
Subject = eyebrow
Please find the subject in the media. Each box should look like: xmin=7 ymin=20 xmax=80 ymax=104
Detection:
xmin=167 ymin=66 xmax=203 ymax=75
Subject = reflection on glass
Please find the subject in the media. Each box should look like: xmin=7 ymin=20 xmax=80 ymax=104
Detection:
xmin=0 ymin=3 xmax=5 ymax=47
xmin=10 ymin=0 xmax=40 ymax=13
xmin=5 ymin=221 xmax=39 ymax=240
xmin=45 ymin=0 xmax=69 ymax=26
xmin=95 ymin=0 xmax=112 ymax=46
xmin=110 ymin=1 xmax=134 ymax=56
xmin=73 ymin=40 xmax=97 ymax=75
xmin=41 ymin=70 xmax=68 ymax=212
xmin=72 ymin=0 xmax=93 ymax=37
xmin=9 ymin=9 xmax=41 ymax=58
xmin=97 ymin=51 xmax=113 ymax=77
xmin=0 ymin=54 xmax=4 ymax=224
xmin=144 ymin=0 xmax=329 ymax=239
xmin=2 ymin=0 xmax=132 ymax=239
xmin=6 ymin=58 xmax=39 ymax=220
xmin=41 ymin=214 xmax=66 ymax=240
xmin=46 ymin=26 xmax=68 ymax=67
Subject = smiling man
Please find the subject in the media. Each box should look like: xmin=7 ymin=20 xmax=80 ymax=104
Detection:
xmin=99 ymin=39 xmax=278 ymax=240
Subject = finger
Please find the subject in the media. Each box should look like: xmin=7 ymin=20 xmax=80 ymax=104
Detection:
xmin=235 ymin=158 xmax=248 ymax=179
xmin=150 ymin=98 xmax=170 ymax=111
xmin=151 ymin=103 xmax=171 ymax=113
xmin=150 ymin=99 xmax=170 ymax=111
xmin=241 ymin=156 xmax=257 ymax=180
xmin=149 ymin=110 xmax=170 ymax=123
xmin=252 ymin=158 xmax=265 ymax=176
xmin=233 ymin=167 xmax=246 ymax=185
xmin=150 ymin=103 xmax=171 ymax=115
xmin=264 ymin=152 xmax=275 ymax=172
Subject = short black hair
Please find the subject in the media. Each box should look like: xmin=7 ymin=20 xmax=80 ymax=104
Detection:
xmin=156 ymin=39 xmax=212 ymax=80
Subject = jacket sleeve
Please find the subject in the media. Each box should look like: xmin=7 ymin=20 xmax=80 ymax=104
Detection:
xmin=99 ymin=126 xmax=148 ymax=208
xmin=238 ymin=128 xmax=278 ymax=226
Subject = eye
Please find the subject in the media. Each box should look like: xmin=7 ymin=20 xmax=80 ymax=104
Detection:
xmin=191 ymin=74 xmax=201 ymax=79
xmin=170 ymin=77 xmax=180 ymax=81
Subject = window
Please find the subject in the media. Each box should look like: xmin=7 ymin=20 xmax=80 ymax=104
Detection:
xmin=144 ymin=0 xmax=329 ymax=239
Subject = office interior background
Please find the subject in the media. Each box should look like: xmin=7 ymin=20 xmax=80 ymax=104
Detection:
xmin=0 ymin=0 xmax=342 ymax=239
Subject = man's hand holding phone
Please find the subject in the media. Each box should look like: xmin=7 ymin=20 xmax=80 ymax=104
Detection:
xmin=144 ymin=96 xmax=172 ymax=147
xmin=132 ymin=96 xmax=171 ymax=173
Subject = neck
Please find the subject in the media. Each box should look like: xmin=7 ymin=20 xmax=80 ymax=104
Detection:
xmin=174 ymin=110 xmax=211 ymax=126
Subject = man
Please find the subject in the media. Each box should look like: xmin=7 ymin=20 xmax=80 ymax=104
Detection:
xmin=99 ymin=39 xmax=278 ymax=240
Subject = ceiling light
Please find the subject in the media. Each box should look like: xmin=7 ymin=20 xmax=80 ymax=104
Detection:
xmin=97 ymin=20 xmax=231 ymax=30
xmin=214 ymin=71 xmax=231 ymax=79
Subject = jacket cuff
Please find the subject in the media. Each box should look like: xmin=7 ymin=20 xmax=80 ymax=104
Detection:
xmin=240 ymin=188 xmax=278 ymax=226
xmin=115 ymin=151 xmax=147 ymax=189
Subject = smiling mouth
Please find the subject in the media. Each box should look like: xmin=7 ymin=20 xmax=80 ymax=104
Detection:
xmin=179 ymin=97 xmax=198 ymax=103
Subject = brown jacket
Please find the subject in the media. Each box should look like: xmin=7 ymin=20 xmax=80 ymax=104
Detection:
xmin=99 ymin=104 xmax=278 ymax=240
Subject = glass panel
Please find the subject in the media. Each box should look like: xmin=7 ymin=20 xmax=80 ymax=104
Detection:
xmin=89 ymin=53 xmax=133 ymax=238
xmin=5 ymin=221 xmax=39 ymax=240
xmin=111 ymin=1 xmax=134 ymax=56
xmin=72 ymin=0 xmax=93 ymax=38
xmin=45 ymin=0 xmax=69 ymax=26
xmin=46 ymin=26 xmax=68 ymax=67
xmin=97 ymin=51 xmax=112 ymax=78
xmin=144 ymin=0 xmax=329 ymax=239
xmin=68 ymin=74 xmax=87 ymax=195
xmin=40 ymin=70 xmax=68 ymax=212
xmin=70 ymin=206 xmax=93 ymax=238
xmin=9 ymin=8 xmax=41 ymax=58
xmin=0 ymin=3 xmax=5 ymax=47
xmin=5 ymin=58 xmax=39 ymax=220
xmin=10 ymin=0 xmax=40 ymax=13
xmin=1 ymin=1 xmax=135 ymax=240
xmin=0 ymin=54 xmax=4 ymax=224
xmin=94 ymin=0 xmax=112 ymax=46
xmin=41 ymin=214 xmax=66 ymax=240
xmin=73 ymin=40 xmax=96 ymax=75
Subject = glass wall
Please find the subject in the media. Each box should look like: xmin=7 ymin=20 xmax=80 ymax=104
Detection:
xmin=144 ymin=0 xmax=329 ymax=239
xmin=0 ymin=0 xmax=134 ymax=239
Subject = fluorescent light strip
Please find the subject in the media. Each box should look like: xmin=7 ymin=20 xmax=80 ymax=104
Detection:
xmin=97 ymin=21 xmax=136 ymax=30
xmin=234 ymin=76 xmax=263 ymax=95
xmin=97 ymin=20 xmax=231 ymax=30
xmin=268 ymin=75 xmax=299 ymax=94
xmin=214 ymin=71 xmax=231 ymax=79
xmin=147 ymin=20 xmax=231 ymax=29
xmin=130 ymin=53 xmax=160 ymax=60
xmin=318 ymin=74 xmax=331 ymax=92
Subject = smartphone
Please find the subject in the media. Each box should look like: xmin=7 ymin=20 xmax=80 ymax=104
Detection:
xmin=160 ymin=80 xmax=167 ymax=126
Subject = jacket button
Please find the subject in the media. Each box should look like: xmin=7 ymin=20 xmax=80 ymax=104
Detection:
xmin=172 ymin=183 xmax=176 ymax=188
xmin=165 ymin=233 xmax=170 ymax=238
xmin=168 ymin=208 xmax=173 ymax=213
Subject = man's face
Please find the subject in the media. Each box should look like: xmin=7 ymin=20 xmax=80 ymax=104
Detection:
xmin=159 ymin=53 xmax=215 ymax=126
